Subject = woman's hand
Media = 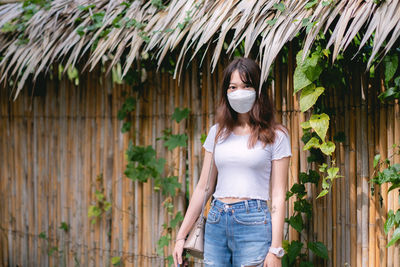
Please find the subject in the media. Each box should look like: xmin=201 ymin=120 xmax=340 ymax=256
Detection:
xmin=173 ymin=239 xmax=185 ymax=267
xmin=263 ymin=252 xmax=281 ymax=267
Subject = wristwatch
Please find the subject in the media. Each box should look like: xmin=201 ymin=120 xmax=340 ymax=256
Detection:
xmin=269 ymin=247 xmax=285 ymax=258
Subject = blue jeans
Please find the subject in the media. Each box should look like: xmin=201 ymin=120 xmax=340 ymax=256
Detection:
xmin=204 ymin=198 xmax=272 ymax=267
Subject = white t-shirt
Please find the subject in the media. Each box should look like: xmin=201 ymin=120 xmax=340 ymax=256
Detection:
xmin=203 ymin=124 xmax=292 ymax=201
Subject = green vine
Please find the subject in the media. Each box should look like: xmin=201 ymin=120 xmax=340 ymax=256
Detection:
xmin=371 ymin=144 xmax=400 ymax=247
xmin=286 ymin=32 xmax=348 ymax=265
xmin=379 ymin=52 xmax=400 ymax=102
xmin=38 ymin=221 xmax=70 ymax=265
xmin=88 ymin=173 xmax=112 ymax=225
xmin=294 ymin=46 xmax=342 ymax=199
xmin=120 ymin=90 xmax=190 ymax=267
xmin=284 ymin=170 xmax=329 ymax=267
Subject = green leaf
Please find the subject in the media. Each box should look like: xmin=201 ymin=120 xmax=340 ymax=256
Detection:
xmin=273 ymin=3 xmax=285 ymax=12
xmin=78 ymin=4 xmax=96 ymax=11
xmin=59 ymin=222 xmax=69 ymax=232
xmin=304 ymin=137 xmax=321 ymax=150
xmin=286 ymin=191 xmax=294 ymax=200
xmin=309 ymin=113 xmax=330 ymax=141
xmin=319 ymin=163 xmax=328 ymax=173
xmin=327 ymin=167 xmax=339 ymax=179
xmin=305 ymin=0 xmax=318 ymax=9
xmin=384 ymin=54 xmax=398 ymax=83
xmin=290 ymin=183 xmax=306 ymax=198
xmin=387 ymin=227 xmax=400 ymax=247
xmin=39 ymin=232 xmax=47 ymax=239
xmin=396 ymin=210 xmax=400 ymax=224
xmin=316 ymin=189 xmax=329 ymax=198
xmin=294 ymin=199 xmax=313 ymax=218
xmin=299 ymin=170 xmax=320 ymax=185
xmin=287 ymin=240 xmax=303 ymax=265
xmin=164 ymin=134 xmax=188 ymax=150
xmin=170 ymin=211 xmax=184 ymax=228
xmin=322 ymin=0 xmax=332 ymax=6
xmin=201 ymin=133 xmax=207 ymax=144
xmin=104 ymin=201 xmax=112 ymax=211
xmin=157 ymin=234 xmax=171 ymax=255
xmin=301 ymin=120 xmax=311 ymax=129
xmin=1 ymin=22 xmax=17 ymax=33
xmin=300 ymin=84 xmax=325 ymax=112
xmin=171 ymin=107 xmax=190 ymax=123
xmin=287 ymin=214 xmax=304 ymax=233
xmin=378 ymin=87 xmax=400 ymax=102
xmin=266 ymin=18 xmax=277 ymax=26
xmin=282 ymin=254 xmax=290 ymax=267
xmin=308 ymin=241 xmax=329 ymax=259
xmin=294 ymin=52 xmax=313 ymax=93
xmin=88 ymin=205 xmax=102 ymax=218
xmin=304 ymin=52 xmax=323 ymax=83
xmin=111 ymin=256 xmax=121 ymax=265
xmin=121 ymin=122 xmax=132 ymax=133
xmin=320 ymin=141 xmax=335 ymax=156
xmin=384 ymin=210 xmax=395 ymax=234
xmin=159 ymin=176 xmax=181 ymax=197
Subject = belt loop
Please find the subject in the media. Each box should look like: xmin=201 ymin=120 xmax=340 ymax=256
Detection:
xmin=257 ymin=199 xmax=261 ymax=211
xmin=245 ymin=200 xmax=249 ymax=213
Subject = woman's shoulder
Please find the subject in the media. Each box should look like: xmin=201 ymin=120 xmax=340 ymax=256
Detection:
xmin=272 ymin=125 xmax=290 ymax=144
xmin=209 ymin=123 xmax=220 ymax=133
xmin=274 ymin=124 xmax=289 ymax=136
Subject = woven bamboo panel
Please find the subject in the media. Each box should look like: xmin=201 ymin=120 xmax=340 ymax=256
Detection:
xmin=0 ymin=52 xmax=399 ymax=267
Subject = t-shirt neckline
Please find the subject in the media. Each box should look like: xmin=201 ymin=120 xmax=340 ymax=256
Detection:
xmin=231 ymin=131 xmax=250 ymax=137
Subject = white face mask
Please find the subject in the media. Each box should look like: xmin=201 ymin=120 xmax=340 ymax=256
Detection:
xmin=227 ymin=89 xmax=256 ymax=113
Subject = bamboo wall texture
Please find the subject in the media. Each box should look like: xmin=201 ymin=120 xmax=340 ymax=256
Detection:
xmin=0 ymin=53 xmax=399 ymax=267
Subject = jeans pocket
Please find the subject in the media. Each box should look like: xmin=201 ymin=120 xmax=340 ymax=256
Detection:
xmin=232 ymin=210 xmax=267 ymax=225
xmin=206 ymin=208 xmax=221 ymax=224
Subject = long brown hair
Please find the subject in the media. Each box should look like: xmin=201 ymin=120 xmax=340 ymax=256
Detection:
xmin=215 ymin=57 xmax=284 ymax=148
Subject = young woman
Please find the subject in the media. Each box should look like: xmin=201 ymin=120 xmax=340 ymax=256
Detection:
xmin=173 ymin=58 xmax=291 ymax=267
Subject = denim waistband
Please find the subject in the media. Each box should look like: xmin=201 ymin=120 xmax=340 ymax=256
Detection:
xmin=211 ymin=198 xmax=268 ymax=211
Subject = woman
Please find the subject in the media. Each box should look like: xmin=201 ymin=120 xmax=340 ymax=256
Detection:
xmin=173 ymin=58 xmax=291 ymax=267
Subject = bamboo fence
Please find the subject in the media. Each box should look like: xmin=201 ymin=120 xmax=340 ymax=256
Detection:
xmin=0 ymin=50 xmax=399 ymax=267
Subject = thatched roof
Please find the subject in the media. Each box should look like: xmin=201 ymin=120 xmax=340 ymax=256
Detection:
xmin=1 ymin=0 xmax=400 ymax=99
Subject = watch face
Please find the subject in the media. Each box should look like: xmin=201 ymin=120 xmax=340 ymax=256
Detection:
xmin=270 ymin=247 xmax=285 ymax=258
xmin=277 ymin=248 xmax=285 ymax=257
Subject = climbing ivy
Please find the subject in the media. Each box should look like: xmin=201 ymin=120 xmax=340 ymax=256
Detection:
xmin=88 ymin=173 xmax=112 ymax=225
xmin=294 ymin=47 xmax=342 ymax=199
xmin=371 ymin=145 xmax=400 ymax=247
xmin=379 ymin=52 xmax=400 ymax=102
xmin=121 ymin=101 xmax=190 ymax=266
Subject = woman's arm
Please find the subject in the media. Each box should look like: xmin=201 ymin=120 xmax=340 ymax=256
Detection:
xmin=173 ymin=150 xmax=217 ymax=266
xmin=264 ymin=156 xmax=290 ymax=267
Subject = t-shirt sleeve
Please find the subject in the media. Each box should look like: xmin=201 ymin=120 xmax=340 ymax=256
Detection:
xmin=202 ymin=124 xmax=218 ymax=152
xmin=272 ymin=129 xmax=292 ymax=160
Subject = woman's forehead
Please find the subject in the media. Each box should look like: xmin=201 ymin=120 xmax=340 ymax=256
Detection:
xmin=230 ymin=70 xmax=251 ymax=84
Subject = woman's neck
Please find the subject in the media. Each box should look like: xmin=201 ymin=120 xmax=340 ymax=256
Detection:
xmin=237 ymin=113 xmax=250 ymax=126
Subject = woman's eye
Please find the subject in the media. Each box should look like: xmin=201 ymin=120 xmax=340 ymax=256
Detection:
xmin=229 ymin=86 xmax=236 ymax=90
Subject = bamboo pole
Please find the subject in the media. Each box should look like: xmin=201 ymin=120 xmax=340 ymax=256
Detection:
xmin=368 ymin=69 xmax=377 ymax=267
xmin=386 ymin=86 xmax=394 ymax=267
xmin=393 ymin=98 xmax=400 ymax=267
xmin=378 ymin=69 xmax=388 ymax=267
xmin=355 ymin=66 xmax=362 ymax=267
xmin=349 ymin=72 xmax=357 ymax=267
xmin=360 ymin=73 xmax=369 ymax=267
